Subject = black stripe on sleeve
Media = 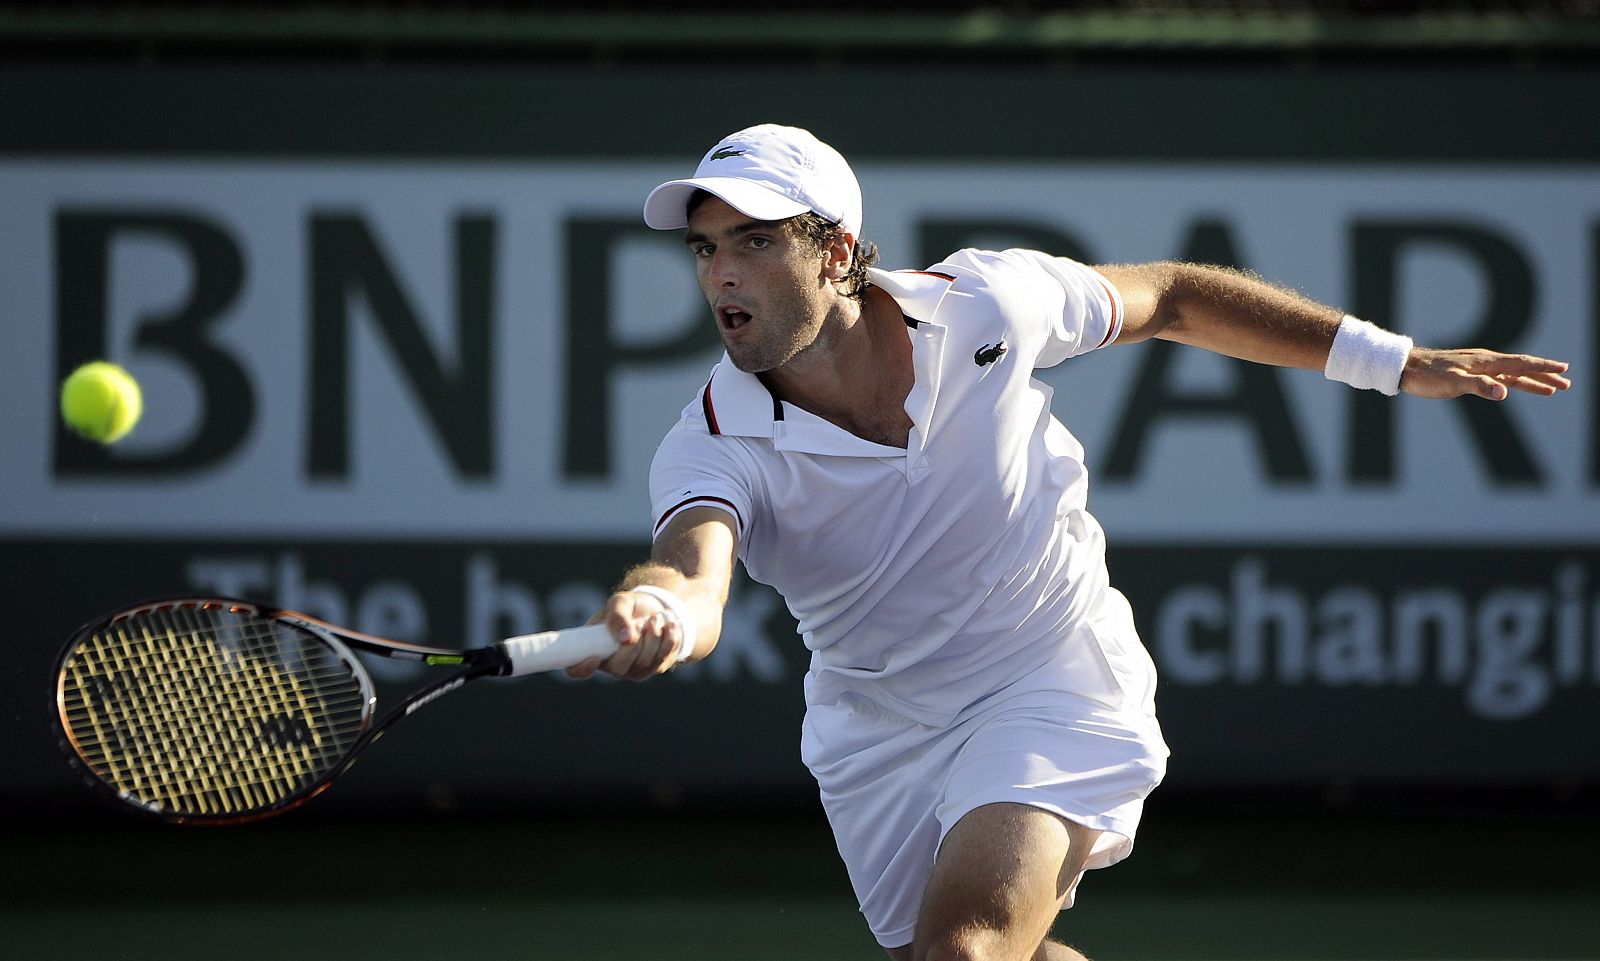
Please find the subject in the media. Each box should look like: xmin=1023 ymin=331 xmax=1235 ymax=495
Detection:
xmin=654 ymin=496 xmax=743 ymax=537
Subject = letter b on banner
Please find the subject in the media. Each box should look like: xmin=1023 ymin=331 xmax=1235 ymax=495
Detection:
xmin=53 ymin=209 xmax=252 ymax=475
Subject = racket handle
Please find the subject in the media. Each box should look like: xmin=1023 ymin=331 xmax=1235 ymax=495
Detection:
xmin=500 ymin=624 xmax=620 ymax=676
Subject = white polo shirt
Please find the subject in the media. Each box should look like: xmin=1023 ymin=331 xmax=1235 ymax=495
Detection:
xmin=650 ymin=248 xmax=1132 ymax=728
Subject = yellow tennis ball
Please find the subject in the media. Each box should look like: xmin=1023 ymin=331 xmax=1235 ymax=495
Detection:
xmin=60 ymin=361 xmax=143 ymax=444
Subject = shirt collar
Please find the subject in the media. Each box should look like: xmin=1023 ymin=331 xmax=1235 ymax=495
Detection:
xmin=701 ymin=358 xmax=780 ymax=439
xmin=866 ymin=267 xmax=957 ymax=325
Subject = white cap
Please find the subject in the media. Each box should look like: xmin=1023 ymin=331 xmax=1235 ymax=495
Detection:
xmin=643 ymin=124 xmax=862 ymax=236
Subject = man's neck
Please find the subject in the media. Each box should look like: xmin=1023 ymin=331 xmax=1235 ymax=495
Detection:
xmin=758 ymin=286 xmax=914 ymax=445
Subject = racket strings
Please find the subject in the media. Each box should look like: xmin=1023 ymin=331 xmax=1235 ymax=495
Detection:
xmin=58 ymin=605 xmax=372 ymax=818
xmin=63 ymin=612 xmax=360 ymax=812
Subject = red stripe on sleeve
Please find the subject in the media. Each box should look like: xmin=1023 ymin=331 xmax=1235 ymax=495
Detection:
xmin=1095 ymin=278 xmax=1121 ymax=349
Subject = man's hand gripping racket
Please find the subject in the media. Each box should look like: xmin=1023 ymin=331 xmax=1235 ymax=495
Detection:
xmin=50 ymin=596 xmax=685 ymax=824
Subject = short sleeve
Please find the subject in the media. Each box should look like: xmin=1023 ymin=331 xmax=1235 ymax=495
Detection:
xmin=1004 ymin=249 xmax=1125 ymax=368
xmin=648 ymin=422 xmax=752 ymax=543
xmin=932 ymin=248 xmax=1124 ymax=370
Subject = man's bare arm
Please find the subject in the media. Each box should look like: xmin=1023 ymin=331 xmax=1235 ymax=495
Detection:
xmin=1097 ymin=261 xmax=1570 ymax=400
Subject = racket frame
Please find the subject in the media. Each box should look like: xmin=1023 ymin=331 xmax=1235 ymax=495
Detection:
xmin=52 ymin=596 xmax=512 ymax=825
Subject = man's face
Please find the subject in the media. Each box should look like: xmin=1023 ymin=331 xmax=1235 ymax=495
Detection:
xmin=684 ymin=195 xmax=837 ymax=374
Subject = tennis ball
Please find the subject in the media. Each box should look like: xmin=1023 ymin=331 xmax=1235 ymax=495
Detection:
xmin=60 ymin=360 xmax=143 ymax=444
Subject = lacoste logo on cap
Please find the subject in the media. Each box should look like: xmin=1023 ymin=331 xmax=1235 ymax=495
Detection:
xmin=974 ymin=341 xmax=1008 ymax=367
xmin=709 ymin=146 xmax=747 ymax=161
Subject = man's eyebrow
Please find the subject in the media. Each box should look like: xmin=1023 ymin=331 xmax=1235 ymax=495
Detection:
xmin=683 ymin=219 xmax=774 ymax=246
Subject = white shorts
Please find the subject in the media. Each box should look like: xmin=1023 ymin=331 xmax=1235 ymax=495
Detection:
xmin=800 ymin=684 xmax=1168 ymax=948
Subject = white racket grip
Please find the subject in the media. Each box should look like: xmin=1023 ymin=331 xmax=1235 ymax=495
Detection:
xmin=500 ymin=624 xmax=619 ymax=677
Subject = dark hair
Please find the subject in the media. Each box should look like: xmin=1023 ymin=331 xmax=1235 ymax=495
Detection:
xmin=685 ymin=189 xmax=879 ymax=301
xmin=790 ymin=212 xmax=879 ymax=301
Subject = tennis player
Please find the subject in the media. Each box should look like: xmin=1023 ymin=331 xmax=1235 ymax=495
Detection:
xmin=570 ymin=124 xmax=1572 ymax=961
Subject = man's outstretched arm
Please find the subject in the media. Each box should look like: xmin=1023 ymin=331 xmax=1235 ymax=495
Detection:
xmin=1097 ymin=261 xmax=1571 ymax=400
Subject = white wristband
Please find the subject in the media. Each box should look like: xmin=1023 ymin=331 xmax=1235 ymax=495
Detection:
xmin=627 ymin=585 xmax=697 ymax=664
xmin=1324 ymin=315 xmax=1413 ymax=396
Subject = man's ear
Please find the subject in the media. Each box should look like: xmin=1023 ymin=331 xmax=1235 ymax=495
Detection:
xmin=823 ymin=231 xmax=855 ymax=282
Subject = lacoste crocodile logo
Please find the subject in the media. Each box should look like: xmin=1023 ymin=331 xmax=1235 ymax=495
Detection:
xmin=709 ymin=146 xmax=747 ymax=161
xmin=974 ymin=341 xmax=1008 ymax=367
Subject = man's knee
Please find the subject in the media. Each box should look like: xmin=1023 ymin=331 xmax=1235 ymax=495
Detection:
xmin=911 ymin=929 xmax=997 ymax=961
xmin=892 ymin=935 xmax=1089 ymax=961
xmin=909 ymin=804 xmax=1096 ymax=961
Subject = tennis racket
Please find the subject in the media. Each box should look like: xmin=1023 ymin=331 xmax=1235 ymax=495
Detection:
xmin=51 ymin=596 xmax=620 ymax=825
